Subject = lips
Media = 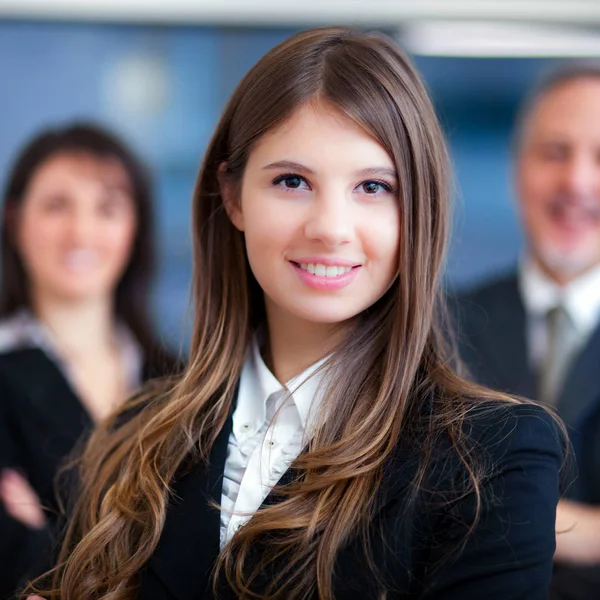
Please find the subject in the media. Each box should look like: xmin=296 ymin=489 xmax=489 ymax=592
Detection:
xmin=548 ymin=197 xmax=600 ymax=231
xmin=291 ymin=260 xmax=360 ymax=291
xmin=62 ymin=249 xmax=99 ymax=271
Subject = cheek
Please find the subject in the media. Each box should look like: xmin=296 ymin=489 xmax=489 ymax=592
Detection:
xmin=16 ymin=214 xmax=61 ymax=260
xmin=101 ymin=218 xmax=137 ymax=260
xmin=241 ymin=199 xmax=298 ymax=260
xmin=518 ymin=174 xmax=553 ymax=235
xmin=244 ymin=225 xmax=289 ymax=280
xmin=362 ymin=209 xmax=401 ymax=274
xmin=14 ymin=220 xmax=65 ymax=288
xmin=519 ymin=163 xmax=555 ymax=207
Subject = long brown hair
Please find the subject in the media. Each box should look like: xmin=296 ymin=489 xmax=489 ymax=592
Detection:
xmin=1 ymin=122 xmax=163 ymax=359
xmin=29 ymin=28 xmax=525 ymax=600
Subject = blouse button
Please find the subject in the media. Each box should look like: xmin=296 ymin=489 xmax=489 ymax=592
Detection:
xmin=240 ymin=423 xmax=254 ymax=436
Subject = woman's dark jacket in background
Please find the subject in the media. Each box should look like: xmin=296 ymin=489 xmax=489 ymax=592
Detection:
xmin=0 ymin=347 xmax=179 ymax=599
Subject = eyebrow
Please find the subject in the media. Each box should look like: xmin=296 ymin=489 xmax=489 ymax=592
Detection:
xmin=101 ymin=183 xmax=133 ymax=196
xmin=261 ymin=160 xmax=397 ymax=179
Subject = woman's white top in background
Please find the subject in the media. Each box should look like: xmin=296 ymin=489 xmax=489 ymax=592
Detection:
xmin=220 ymin=341 xmax=326 ymax=547
xmin=0 ymin=309 xmax=143 ymax=392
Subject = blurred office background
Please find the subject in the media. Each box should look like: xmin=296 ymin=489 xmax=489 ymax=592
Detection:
xmin=0 ymin=0 xmax=599 ymax=347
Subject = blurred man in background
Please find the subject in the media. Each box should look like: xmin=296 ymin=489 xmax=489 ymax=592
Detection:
xmin=457 ymin=64 xmax=600 ymax=600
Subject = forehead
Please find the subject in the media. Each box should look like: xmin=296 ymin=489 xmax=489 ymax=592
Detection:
xmin=525 ymin=77 xmax=600 ymax=144
xmin=28 ymin=152 xmax=133 ymax=194
xmin=247 ymin=102 xmax=394 ymax=168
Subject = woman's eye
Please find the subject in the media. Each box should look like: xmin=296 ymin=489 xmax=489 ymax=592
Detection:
xmin=41 ymin=196 xmax=68 ymax=212
xmin=99 ymin=202 xmax=118 ymax=217
xmin=99 ymin=198 xmax=124 ymax=217
xmin=98 ymin=192 xmax=133 ymax=218
xmin=273 ymin=174 xmax=309 ymax=190
xmin=359 ymin=180 xmax=393 ymax=194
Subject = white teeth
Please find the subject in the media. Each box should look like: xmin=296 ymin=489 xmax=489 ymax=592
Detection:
xmin=299 ymin=263 xmax=353 ymax=277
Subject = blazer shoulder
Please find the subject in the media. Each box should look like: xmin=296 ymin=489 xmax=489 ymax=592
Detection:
xmin=417 ymin=400 xmax=566 ymax=493
xmin=462 ymin=400 xmax=565 ymax=463
xmin=110 ymin=377 xmax=176 ymax=432
xmin=385 ymin=400 xmax=565 ymax=505
xmin=0 ymin=346 xmax=51 ymax=371
xmin=418 ymin=400 xmax=564 ymax=598
xmin=459 ymin=270 xmax=518 ymax=303
xmin=0 ymin=348 xmax=61 ymax=402
xmin=143 ymin=347 xmax=185 ymax=382
xmin=450 ymin=271 xmax=521 ymax=338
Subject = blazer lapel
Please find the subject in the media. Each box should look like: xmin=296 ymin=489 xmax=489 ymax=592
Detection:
xmin=148 ymin=404 xmax=234 ymax=600
xmin=481 ymin=277 xmax=536 ymax=400
xmin=145 ymin=394 xmax=428 ymax=599
xmin=0 ymin=348 xmax=92 ymax=438
xmin=556 ymin=324 xmax=600 ymax=430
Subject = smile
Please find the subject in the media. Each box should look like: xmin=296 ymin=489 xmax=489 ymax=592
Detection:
xmin=290 ymin=260 xmax=361 ymax=291
xmin=62 ymin=249 xmax=99 ymax=271
xmin=299 ymin=263 xmax=353 ymax=277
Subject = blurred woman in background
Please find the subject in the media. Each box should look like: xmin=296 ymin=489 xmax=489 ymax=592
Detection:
xmin=0 ymin=123 xmax=178 ymax=598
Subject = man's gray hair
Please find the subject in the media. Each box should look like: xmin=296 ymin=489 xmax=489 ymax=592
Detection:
xmin=513 ymin=61 xmax=600 ymax=152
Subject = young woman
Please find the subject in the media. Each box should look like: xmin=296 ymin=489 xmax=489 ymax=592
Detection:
xmin=0 ymin=123 xmax=178 ymax=598
xmin=27 ymin=29 xmax=563 ymax=600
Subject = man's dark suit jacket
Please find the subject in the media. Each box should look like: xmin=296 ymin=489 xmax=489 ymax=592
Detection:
xmin=455 ymin=271 xmax=600 ymax=600
xmin=0 ymin=347 xmax=178 ymax=600
xmin=128 ymin=399 xmax=562 ymax=599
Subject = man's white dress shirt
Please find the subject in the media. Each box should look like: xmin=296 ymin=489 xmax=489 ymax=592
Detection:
xmin=519 ymin=257 xmax=600 ymax=370
xmin=220 ymin=340 xmax=326 ymax=547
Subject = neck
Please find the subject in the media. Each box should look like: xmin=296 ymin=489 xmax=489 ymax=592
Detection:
xmin=263 ymin=300 xmax=348 ymax=384
xmin=31 ymin=292 xmax=117 ymax=356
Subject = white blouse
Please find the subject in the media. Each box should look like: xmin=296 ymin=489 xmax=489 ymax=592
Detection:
xmin=220 ymin=340 xmax=326 ymax=547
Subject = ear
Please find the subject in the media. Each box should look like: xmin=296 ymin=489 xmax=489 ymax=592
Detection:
xmin=218 ymin=162 xmax=244 ymax=232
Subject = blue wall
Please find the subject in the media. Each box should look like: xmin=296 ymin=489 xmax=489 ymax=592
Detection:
xmin=0 ymin=20 xmax=562 ymax=347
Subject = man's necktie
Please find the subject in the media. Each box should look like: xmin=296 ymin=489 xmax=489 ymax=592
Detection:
xmin=538 ymin=305 xmax=580 ymax=407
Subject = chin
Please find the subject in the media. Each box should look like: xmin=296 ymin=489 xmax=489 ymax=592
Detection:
xmin=537 ymin=242 xmax=600 ymax=280
xmin=288 ymin=303 xmax=363 ymax=326
xmin=54 ymin=290 xmax=106 ymax=303
xmin=47 ymin=279 xmax=114 ymax=303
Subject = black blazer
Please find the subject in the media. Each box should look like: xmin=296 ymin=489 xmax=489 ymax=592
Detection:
xmin=454 ymin=272 xmax=600 ymax=502
xmin=454 ymin=271 xmax=600 ymax=600
xmin=131 ymin=400 xmax=562 ymax=599
xmin=0 ymin=347 xmax=177 ymax=600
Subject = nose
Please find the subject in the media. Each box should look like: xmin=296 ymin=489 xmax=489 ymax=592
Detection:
xmin=304 ymin=192 xmax=355 ymax=248
xmin=562 ymin=153 xmax=597 ymax=199
xmin=67 ymin=205 xmax=95 ymax=243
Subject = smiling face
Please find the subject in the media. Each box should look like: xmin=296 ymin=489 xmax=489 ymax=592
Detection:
xmin=516 ymin=77 xmax=600 ymax=284
xmin=14 ymin=152 xmax=138 ymax=304
xmin=226 ymin=102 xmax=401 ymax=328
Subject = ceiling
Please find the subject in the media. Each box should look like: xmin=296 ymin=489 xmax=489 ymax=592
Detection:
xmin=1 ymin=0 xmax=600 ymax=27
